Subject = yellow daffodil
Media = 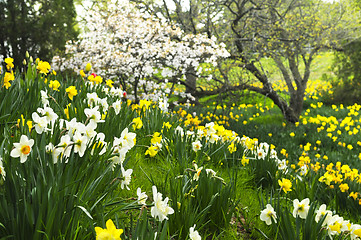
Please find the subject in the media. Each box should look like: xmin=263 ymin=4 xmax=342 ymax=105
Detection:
xmin=339 ymin=183 xmax=349 ymax=193
xmin=5 ymin=57 xmax=14 ymax=69
xmin=49 ymin=80 xmax=61 ymax=91
xmin=349 ymin=192 xmax=358 ymax=200
xmin=66 ymin=86 xmax=78 ymax=100
xmin=241 ymin=155 xmax=249 ymax=166
xmin=85 ymin=63 xmax=92 ymax=72
xmin=228 ymin=142 xmax=237 ymax=153
xmin=88 ymin=73 xmax=102 ymax=84
xmin=145 ymin=145 xmax=158 ymax=157
xmin=151 ymin=132 xmax=162 ymax=145
xmin=278 ymin=178 xmax=292 ymax=193
xmin=80 ymin=70 xmax=86 ymax=78
xmin=106 ymin=79 xmax=114 ymax=88
xmin=37 ymin=61 xmax=51 ymax=75
xmin=132 ymin=117 xmax=143 ymax=130
xmin=162 ymin=122 xmax=171 ymax=129
xmin=95 ymin=219 xmax=123 ymax=240
xmin=3 ymin=71 xmax=15 ymax=89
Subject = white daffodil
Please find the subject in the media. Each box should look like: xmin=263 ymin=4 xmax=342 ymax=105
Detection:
xmin=65 ymin=118 xmax=84 ymax=137
xmin=84 ymin=106 xmax=104 ymax=125
xmin=260 ymin=204 xmax=277 ymax=225
xmin=45 ymin=142 xmax=62 ymax=164
xmin=136 ymin=187 xmax=148 ymax=205
xmin=32 ymin=112 xmax=49 ymax=134
xmin=299 ymin=165 xmax=308 ymax=176
xmin=120 ymin=165 xmax=133 ymax=190
xmin=151 ymin=186 xmax=174 ymax=222
xmin=99 ymin=97 xmax=109 ymax=111
xmin=72 ymin=131 xmax=88 ymax=157
xmin=205 ymin=122 xmax=216 ymax=135
xmin=350 ymin=223 xmax=361 ymax=240
xmin=119 ymin=128 xmax=136 ymax=150
xmin=327 ymin=215 xmax=349 ymax=238
xmin=259 ymin=142 xmax=270 ymax=153
xmin=91 ymin=132 xmax=107 ymax=156
xmin=57 ymin=134 xmax=73 ymax=158
xmin=186 ymin=130 xmax=194 ymax=137
xmin=175 ymin=126 xmax=184 ymax=137
xmin=86 ymin=92 xmax=100 ymax=107
xmin=193 ymin=163 xmax=203 ymax=181
xmin=189 ymin=225 xmax=202 ymax=240
xmin=196 ymin=128 xmax=204 ymax=139
xmin=10 ymin=135 xmax=34 ymax=163
xmin=192 ymin=140 xmax=202 ymax=152
xmin=208 ymin=134 xmax=219 ymax=144
xmin=84 ymin=121 xmax=97 ymax=141
xmin=37 ymin=106 xmax=58 ymax=123
xmin=256 ymin=148 xmax=266 ymax=160
xmin=276 ymin=159 xmax=288 ymax=174
xmin=315 ymin=204 xmax=332 ymax=226
xmin=293 ymin=198 xmax=310 ymax=219
xmin=205 ymin=168 xmax=216 ymax=177
xmin=40 ymin=90 xmax=49 ymax=106
xmin=109 ymin=87 xmax=124 ymax=97
xmin=270 ymin=148 xmax=278 ymax=159
xmin=158 ymin=97 xmax=169 ymax=112
xmin=110 ymin=147 xmax=128 ymax=170
xmin=112 ymin=99 xmax=122 ymax=115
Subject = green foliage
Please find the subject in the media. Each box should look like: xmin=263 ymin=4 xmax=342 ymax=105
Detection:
xmin=0 ymin=0 xmax=78 ymax=66
xmin=331 ymin=39 xmax=361 ymax=104
xmin=0 ymin=124 xmax=121 ymax=239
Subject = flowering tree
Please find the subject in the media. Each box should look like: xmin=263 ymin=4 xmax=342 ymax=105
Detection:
xmin=52 ymin=0 xmax=229 ymax=102
xmin=135 ymin=0 xmax=361 ymax=123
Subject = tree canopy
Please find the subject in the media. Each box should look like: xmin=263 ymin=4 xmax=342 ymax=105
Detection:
xmin=0 ymin=0 xmax=78 ymax=67
xmin=52 ymin=0 xmax=230 ymax=102
xmin=133 ymin=0 xmax=361 ymax=122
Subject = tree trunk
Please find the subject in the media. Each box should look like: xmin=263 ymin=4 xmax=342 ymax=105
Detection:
xmin=185 ymin=66 xmax=199 ymax=104
xmin=289 ymin=88 xmax=305 ymax=119
xmin=264 ymin=90 xmax=300 ymax=123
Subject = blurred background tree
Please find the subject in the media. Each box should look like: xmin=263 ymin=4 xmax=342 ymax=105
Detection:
xmin=0 ymin=0 xmax=78 ymax=67
xmin=329 ymin=0 xmax=361 ymax=104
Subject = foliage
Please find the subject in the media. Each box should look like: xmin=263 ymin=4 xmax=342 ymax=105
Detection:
xmin=52 ymin=0 xmax=229 ymax=102
xmin=331 ymin=39 xmax=361 ymax=104
xmin=0 ymin=58 xmax=247 ymax=239
xmin=0 ymin=0 xmax=78 ymax=66
xmin=134 ymin=0 xmax=361 ymax=123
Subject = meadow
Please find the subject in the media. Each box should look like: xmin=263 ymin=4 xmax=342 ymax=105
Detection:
xmin=1 ymin=53 xmax=361 ymax=240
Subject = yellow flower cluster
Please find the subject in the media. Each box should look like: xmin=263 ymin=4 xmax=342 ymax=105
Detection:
xmin=318 ymin=161 xmax=361 ymax=204
xmin=2 ymin=58 xmax=15 ymax=89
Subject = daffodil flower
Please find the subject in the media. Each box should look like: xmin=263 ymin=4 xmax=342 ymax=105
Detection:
xmin=136 ymin=187 xmax=148 ymax=205
xmin=260 ymin=204 xmax=277 ymax=225
xmin=10 ymin=135 xmax=34 ymax=163
xmin=95 ymin=219 xmax=123 ymax=240
xmin=120 ymin=165 xmax=133 ymax=190
xmin=151 ymin=186 xmax=174 ymax=221
xmin=189 ymin=225 xmax=202 ymax=240
xmin=293 ymin=198 xmax=310 ymax=219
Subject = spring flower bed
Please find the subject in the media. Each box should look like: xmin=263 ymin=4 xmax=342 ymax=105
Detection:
xmin=1 ymin=58 xmax=361 ymax=239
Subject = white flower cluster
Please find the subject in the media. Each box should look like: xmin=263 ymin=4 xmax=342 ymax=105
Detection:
xmin=240 ymin=136 xmax=290 ymax=174
xmin=52 ymin=0 xmax=229 ymax=101
xmin=10 ymin=86 xmax=136 ymax=192
xmin=260 ymin=201 xmax=361 ymax=239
